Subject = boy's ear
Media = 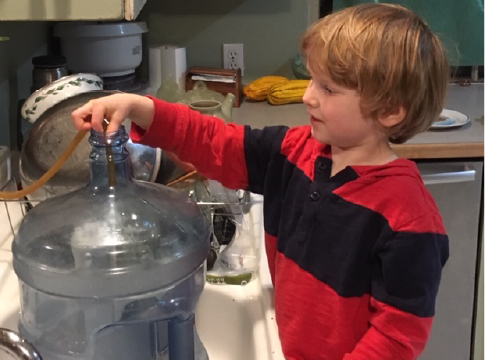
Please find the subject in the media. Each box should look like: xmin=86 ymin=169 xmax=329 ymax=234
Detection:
xmin=377 ymin=106 xmax=407 ymax=128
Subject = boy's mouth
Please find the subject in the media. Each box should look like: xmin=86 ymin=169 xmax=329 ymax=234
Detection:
xmin=310 ymin=116 xmax=323 ymax=124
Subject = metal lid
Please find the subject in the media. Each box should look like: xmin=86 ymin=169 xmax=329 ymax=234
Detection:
xmin=32 ymin=55 xmax=67 ymax=68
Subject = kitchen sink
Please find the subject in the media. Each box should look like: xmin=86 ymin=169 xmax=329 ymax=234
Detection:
xmin=196 ymin=194 xmax=284 ymax=360
xmin=196 ymin=280 xmax=272 ymax=360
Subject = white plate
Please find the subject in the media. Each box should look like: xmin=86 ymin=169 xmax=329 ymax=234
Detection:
xmin=431 ymin=109 xmax=470 ymax=129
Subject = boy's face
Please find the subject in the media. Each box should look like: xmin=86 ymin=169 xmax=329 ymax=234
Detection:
xmin=303 ymin=71 xmax=385 ymax=149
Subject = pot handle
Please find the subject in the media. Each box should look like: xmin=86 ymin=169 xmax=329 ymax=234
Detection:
xmin=0 ymin=328 xmax=43 ymax=360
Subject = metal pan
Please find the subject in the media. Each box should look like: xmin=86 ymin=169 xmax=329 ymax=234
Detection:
xmin=19 ymin=90 xmax=164 ymax=202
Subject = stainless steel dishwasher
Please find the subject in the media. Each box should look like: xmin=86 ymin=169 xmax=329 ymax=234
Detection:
xmin=416 ymin=160 xmax=483 ymax=360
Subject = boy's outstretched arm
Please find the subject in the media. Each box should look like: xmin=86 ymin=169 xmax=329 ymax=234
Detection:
xmin=130 ymin=96 xmax=250 ymax=190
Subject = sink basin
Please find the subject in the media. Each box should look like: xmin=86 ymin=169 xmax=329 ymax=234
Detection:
xmin=196 ymin=194 xmax=284 ymax=360
xmin=196 ymin=280 xmax=272 ymax=360
xmin=0 ymin=194 xmax=285 ymax=360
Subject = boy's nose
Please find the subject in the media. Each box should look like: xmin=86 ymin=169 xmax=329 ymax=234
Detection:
xmin=302 ymin=82 xmax=317 ymax=107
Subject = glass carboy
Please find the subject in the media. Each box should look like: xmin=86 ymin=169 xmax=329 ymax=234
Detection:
xmin=12 ymin=126 xmax=211 ymax=360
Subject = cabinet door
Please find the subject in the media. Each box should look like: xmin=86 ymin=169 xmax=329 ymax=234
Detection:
xmin=0 ymin=0 xmax=146 ymax=21
xmin=124 ymin=0 xmax=148 ymax=20
xmin=416 ymin=160 xmax=483 ymax=360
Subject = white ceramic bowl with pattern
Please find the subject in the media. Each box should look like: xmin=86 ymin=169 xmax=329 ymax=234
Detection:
xmin=21 ymin=73 xmax=103 ymax=123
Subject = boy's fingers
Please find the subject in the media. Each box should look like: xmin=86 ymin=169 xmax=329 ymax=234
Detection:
xmin=72 ymin=95 xmax=129 ymax=132
xmin=71 ymin=102 xmax=94 ymax=130
xmin=106 ymin=111 xmax=125 ymax=132
xmin=91 ymin=102 xmax=108 ymax=132
xmin=79 ymin=120 xmax=93 ymax=131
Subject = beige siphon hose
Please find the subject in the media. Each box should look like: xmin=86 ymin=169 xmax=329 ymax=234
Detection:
xmin=0 ymin=130 xmax=89 ymax=200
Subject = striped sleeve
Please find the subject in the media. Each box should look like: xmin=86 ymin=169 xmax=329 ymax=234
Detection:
xmin=130 ymin=97 xmax=248 ymax=190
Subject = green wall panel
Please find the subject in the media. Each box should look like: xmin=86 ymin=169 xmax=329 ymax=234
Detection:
xmin=334 ymin=0 xmax=484 ymax=66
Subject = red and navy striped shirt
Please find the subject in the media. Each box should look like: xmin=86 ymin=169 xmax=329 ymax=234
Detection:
xmin=131 ymin=99 xmax=449 ymax=360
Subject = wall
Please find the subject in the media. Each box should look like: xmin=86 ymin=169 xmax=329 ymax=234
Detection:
xmin=0 ymin=0 xmax=318 ymax=147
xmin=138 ymin=0 xmax=318 ymax=83
xmin=0 ymin=22 xmax=51 ymax=149
xmin=333 ymin=0 xmax=484 ymax=66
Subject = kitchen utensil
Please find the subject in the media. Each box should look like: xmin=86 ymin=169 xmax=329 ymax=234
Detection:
xmin=189 ymin=99 xmax=233 ymax=122
xmin=53 ymin=22 xmax=148 ymax=77
xmin=31 ymin=55 xmax=68 ymax=93
xmin=167 ymin=170 xmax=200 ymax=186
xmin=21 ymin=73 xmax=103 ymax=123
xmin=155 ymin=150 xmax=192 ymax=185
xmin=185 ymin=81 xmax=236 ymax=122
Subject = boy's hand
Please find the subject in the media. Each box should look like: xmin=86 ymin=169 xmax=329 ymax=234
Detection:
xmin=71 ymin=93 xmax=154 ymax=133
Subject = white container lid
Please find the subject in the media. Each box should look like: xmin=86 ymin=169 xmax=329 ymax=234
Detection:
xmin=54 ymin=21 xmax=148 ymax=38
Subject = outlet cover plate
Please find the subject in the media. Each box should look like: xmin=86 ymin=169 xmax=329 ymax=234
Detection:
xmin=223 ymin=43 xmax=244 ymax=75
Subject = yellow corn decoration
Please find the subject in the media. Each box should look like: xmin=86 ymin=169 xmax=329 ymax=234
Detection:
xmin=267 ymin=80 xmax=311 ymax=105
xmin=243 ymin=76 xmax=289 ymax=101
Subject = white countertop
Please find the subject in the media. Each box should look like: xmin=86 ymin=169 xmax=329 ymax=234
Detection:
xmin=407 ymin=83 xmax=484 ymax=145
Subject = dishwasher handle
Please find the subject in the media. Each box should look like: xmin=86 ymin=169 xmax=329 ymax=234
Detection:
xmin=421 ymin=169 xmax=476 ymax=185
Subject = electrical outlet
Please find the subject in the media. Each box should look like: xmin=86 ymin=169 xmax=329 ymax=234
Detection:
xmin=222 ymin=43 xmax=244 ymax=75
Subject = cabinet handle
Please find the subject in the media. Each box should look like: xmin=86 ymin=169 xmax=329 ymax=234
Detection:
xmin=421 ymin=170 xmax=476 ymax=185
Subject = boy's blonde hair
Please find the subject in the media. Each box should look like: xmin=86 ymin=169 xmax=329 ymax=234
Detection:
xmin=302 ymin=4 xmax=449 ymax=144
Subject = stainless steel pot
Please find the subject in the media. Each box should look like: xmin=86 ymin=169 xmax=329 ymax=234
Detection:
xmin=20 ymin=90 xmax=184 ymax=202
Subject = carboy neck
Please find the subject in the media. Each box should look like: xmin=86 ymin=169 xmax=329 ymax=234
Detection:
xmin=89 ymin=126 xmax=131 ymax=187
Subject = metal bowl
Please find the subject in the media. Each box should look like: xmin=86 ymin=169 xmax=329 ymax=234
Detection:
xmin=20 ymin=90 xmax=164 ymax=202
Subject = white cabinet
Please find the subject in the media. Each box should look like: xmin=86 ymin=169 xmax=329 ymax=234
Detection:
xmin=0 ymin=0 xmax=147 ymax=21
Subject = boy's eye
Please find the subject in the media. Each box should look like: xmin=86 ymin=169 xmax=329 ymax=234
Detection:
xmin=315 ymin=81 xmax=335 ymax=94
xmin=320 ymin=84 xmax=334 ymax=94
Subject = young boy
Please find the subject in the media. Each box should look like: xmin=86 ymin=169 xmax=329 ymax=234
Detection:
xmin=72 ymin=4 xmax=449 ymax=360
